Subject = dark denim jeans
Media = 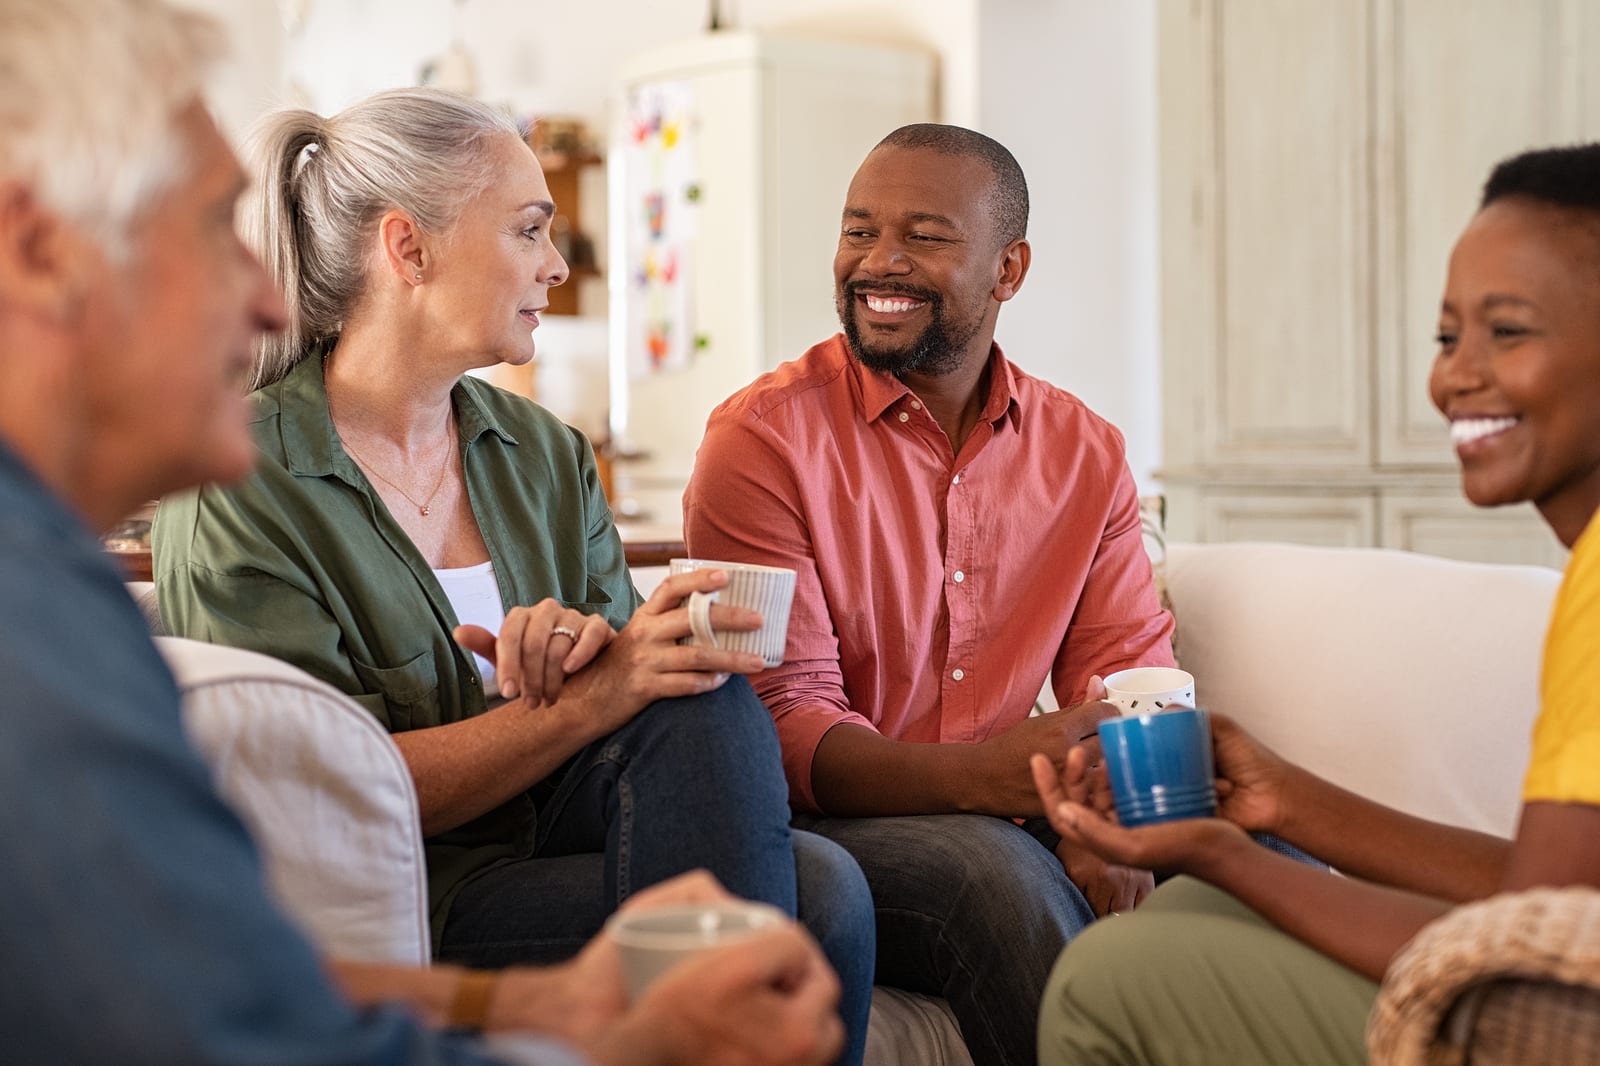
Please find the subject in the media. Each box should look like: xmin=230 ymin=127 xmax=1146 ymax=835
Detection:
xmin=437 ymin=678 xmax=873 ymax=1066
xmin=793 ymin=812 xmax=1099 ymax=1066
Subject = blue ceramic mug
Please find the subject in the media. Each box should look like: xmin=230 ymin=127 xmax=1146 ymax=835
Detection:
xmin=1097 ymin=707 xmax=1218 ymax=827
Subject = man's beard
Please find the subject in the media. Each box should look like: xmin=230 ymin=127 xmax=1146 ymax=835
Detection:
xmin=836 ymin=280 xmax=975 ymax=378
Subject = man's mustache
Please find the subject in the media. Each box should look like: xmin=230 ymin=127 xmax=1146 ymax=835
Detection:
xmin=842 ymin=279 xmax=940 ymax=304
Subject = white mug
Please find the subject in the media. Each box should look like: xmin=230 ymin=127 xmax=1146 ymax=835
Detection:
xmin=1101 ymin=667 xmax=1197 ymax=716
xmin=606 ymin=901 xmax=788 ymax=1002
xmin=668 ymin=558 xmax=798 ymax=668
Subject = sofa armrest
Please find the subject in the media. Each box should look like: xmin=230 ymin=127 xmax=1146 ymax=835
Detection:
xmin=156 ymin=636 xmax=432 ymax=965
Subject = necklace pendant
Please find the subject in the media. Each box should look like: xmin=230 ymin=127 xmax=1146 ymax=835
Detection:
xmin=421 ymin=506 xmax=430 ymax=516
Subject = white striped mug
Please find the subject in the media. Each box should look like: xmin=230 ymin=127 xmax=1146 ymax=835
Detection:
xmin=668 ymin=558 xmax=797 ymax=668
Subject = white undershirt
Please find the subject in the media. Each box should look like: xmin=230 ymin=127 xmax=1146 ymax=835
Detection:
xmin=434 ymin=560 xmax=505 ymax=693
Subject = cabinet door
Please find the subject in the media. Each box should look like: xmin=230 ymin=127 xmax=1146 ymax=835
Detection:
xmin=1161 ymin=1 xmax=1373 ymax=470
xmin=1197 ymin=491 xmax=1377 ymax=548
xmin=1375 ymin=0 xmax=1596 ymax=466
xmin=1381 ymin=492 xmax=1567 ymax=568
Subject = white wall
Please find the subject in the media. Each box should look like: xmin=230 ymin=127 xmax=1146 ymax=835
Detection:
xmin=178 ymin=0 xmax=286 ymax=140
xmin=275 ymin=0 xmax=977 ymax=129
xmin=978 ymin=1 xmax=1161 ymax=492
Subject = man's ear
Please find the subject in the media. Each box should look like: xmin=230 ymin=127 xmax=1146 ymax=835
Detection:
xmin=992 ymin=238 xmax=1031 ymax=303
xmin=0 ymin=182 xmax=95 ymax=321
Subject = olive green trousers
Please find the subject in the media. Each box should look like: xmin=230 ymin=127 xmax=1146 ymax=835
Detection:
xmin=1038 ymin=876 xmax=1379 ymax=1065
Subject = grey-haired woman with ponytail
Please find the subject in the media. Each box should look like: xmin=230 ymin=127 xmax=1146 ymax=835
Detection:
xmin=153 ymin=87 xmax=872 ymax=1066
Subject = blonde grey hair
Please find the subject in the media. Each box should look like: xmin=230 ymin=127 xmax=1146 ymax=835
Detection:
xmin=243 ymin=88 xmax=524 ymax=389
xmin=0 ymin=0 xmax=224 ymax=255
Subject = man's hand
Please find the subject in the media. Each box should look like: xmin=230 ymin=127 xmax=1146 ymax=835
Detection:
xmin=1040 ymin=713 xmax=1155 ymax=913
xmin=971 ymin=678 xmax=1118 ymax=816
xmin=587 ymin=924 xmax=843 ymax=1066
xmin=492 ymin=869 xmax=842 ymax=1066
xmin=1054 ymin=839 xmax=1153 ymax=916
xmin=485 ymin=871 xmax=743 ymax=1045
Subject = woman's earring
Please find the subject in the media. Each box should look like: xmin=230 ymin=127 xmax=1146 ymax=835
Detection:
xmin=414 ymin=272 xmax=423 ymax=281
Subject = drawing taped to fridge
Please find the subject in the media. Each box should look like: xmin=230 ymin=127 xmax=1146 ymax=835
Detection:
xmin=621 ymin=79 xmax=699 ymax=380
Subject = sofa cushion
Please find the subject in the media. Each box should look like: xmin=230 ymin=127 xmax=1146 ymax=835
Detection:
xmin=1165 ymin=542 xmax=1561 ymax=837
xmin=866 ymin=987 xmax=970 ymax=1066
xmin=156 ymin=636 xmax=432 ymax=965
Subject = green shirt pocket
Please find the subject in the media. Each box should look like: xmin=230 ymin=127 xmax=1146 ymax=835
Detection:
xmin=563 ymin=578 xmax=622 ymax=627
xmin=350 ymin=648 xmax=439 ymax=733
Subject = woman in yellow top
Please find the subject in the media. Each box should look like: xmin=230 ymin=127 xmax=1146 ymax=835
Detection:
xmin=1030 ymin=141 xmax=1600 ymax=1064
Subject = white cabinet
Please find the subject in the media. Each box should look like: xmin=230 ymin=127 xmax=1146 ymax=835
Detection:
xmin=1381 ymin=492 xmax=1564 ymax=567
xmin=607 ymin=32 xmax=935 ymax=522
xmin=1159 ymin=0 xmax=1597 ymax=570
xmin=1183 ymin=488 xmax=1377 ymax=550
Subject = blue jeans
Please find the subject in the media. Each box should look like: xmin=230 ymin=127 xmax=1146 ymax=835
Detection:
xmin=794 ymin=812 xmax=1098 ymax=1066
xmin=437 ymin=678 xmax=873 ymax=1066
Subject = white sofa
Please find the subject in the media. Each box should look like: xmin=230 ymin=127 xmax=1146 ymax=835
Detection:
xmin=137 ymin=540 xmax=1563 ymax=1064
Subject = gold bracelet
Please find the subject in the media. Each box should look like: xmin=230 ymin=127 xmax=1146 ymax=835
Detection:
xmin=447 ymin=968 xmax=499 ymax=1032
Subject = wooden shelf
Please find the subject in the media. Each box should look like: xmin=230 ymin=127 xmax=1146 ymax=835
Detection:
xmin=530 ymin=140 xmax=603 ymax=317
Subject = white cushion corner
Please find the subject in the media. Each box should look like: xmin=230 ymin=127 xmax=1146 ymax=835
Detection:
xmin=157 ymin=635 xmax=432 ymax=965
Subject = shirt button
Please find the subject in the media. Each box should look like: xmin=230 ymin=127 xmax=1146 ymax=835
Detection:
xmin=951 ymin=474 xmax=961 ymax=485
xmin=953 ymin=570 xmax=965 ymax=583
xmin=910 ymin=399 xmax=923 ymax=410
xmin=898 ymin=412 xmax=910 ymax=423
xmin=952 ymin=668 xmax=965 ymax=681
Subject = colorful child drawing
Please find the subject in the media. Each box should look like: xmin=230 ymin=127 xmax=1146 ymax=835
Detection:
xmin=623 ymin=81 xmax=697 ymax=379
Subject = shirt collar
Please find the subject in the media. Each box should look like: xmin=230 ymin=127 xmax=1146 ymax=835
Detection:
xmin=0 ymin=434 xmax=97 ymax=546
xmin=984 ymin=343 xmax=1025 ymax=433
xmin=276 ymin=348 xmax=519 ymax=481
xmin=845 ymin=335 xmax=1023 ymax=431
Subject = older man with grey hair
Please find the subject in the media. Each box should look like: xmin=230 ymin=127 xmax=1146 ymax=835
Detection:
xmin=0 ymin=1 xmax=842 ymax=1063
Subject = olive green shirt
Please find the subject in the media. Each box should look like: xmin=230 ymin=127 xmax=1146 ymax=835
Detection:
xmin=153 ymin=354 xmax=641 ymax=947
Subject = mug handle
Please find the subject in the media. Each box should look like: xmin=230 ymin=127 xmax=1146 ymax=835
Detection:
xmin=686 ymin=589 xmax=720 ymax=648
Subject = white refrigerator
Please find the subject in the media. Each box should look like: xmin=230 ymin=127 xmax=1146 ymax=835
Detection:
xmin=607 ymin=30 xmax=936 ymax=525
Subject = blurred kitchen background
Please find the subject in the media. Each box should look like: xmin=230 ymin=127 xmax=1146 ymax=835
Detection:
xmin=178 ymin=0 xmax=1591 ymax=567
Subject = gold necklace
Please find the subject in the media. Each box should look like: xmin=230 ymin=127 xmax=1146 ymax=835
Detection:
xmin=335 ymin=412 xmax=458 ymax=517
xmin=347 ymin=432 xmax=456 ymax=516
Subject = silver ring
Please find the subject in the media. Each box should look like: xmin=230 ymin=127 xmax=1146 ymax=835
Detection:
xmin=551 ymin=625 xmax=579 ymax=641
